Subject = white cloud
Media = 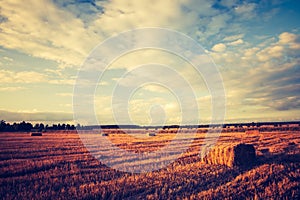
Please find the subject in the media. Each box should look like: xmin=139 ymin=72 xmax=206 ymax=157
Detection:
xmin=234 ymin=3 xmax=256 ymax=19
xmin=2 ymin=56 xmax=13 ymax=62
xmin=278 ymin=32 xmax=298 ymax=44
xmin=223 ymin=34 xmax=244 ymax=41
xmin=257 ymin=45 xmax=284 ymax=61
xmin=209 ymin=31 xmax=300 ymax=120
xmin=243 ymin=47 xmax=259 ymax=58
xmin=49 ymin=79 xmax=75 ymax=85
xmin=0 ymin=0 xmax=99 ymax=66
xmin=0 ymin=86 xmax=26 ymax=91
xmin=0 ymin=0 xmax=230 ymax=68
xmin=142 ymin=84 xmax=168 ymax=93
xmin=92 ymin=0 xmax=184 ymax=30
xmin=228 ymin=39 xmax=244 ymax=46
xmin=0 ymin=69 xmax=76 ymax=85
xmin=56 ymin=93 xmax=73 ymax=97
xmin=256 ymin=32 xmax=300 ymax=62
xmin=212 ymin=43 xmax=227 ymax=52
xmin=0 ymin=109 xmax=73 ymax=123
xmin=127 ymin=97 xmax=181 ymax=125
xmin=278 ymin=32 xmax=300 ymax=49
xmin=205 ymin=13 xmax=231 ymax=36
xmin=0 ymin=70 xmax=47 ymax=83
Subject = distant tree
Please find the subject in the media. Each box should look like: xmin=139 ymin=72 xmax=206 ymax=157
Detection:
xmin=13 ymin=123 xmax=19 ymax=131
xmin=66 ymin=124 xmax=71 ymax=130
xmin=39 ymin=123 xmax=44 ymax=130
xmin=26 ymin=122 xmax=33 ymax=131
xmin=52 ymin=124 xmax=58 ymax=130
xmin=34 ymin=123 xmax=40 ymax=129
xmin=0 ymin=120 xmax=6 ymax=131
xmin=0 ymin=120 xmax=83 ymax=132
xmin=18 ymin=121 xmax=32 ymax=131
xmin=5 ymin=122 xmax=13 ymax=132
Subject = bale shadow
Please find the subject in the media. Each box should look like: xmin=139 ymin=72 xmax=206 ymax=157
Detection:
xmin=256 ymin=152 xmax=300 ymax=165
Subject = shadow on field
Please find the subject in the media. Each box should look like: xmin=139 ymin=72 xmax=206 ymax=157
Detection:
xmin=256 ymin=153 xmax=300 ymax=165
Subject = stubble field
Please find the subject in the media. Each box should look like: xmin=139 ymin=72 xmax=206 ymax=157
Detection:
xmin=0 ymin=130 xmax=299 ymax=199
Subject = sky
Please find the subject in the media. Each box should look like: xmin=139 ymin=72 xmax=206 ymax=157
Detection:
xmin=0 ymin=0 xmax=299 ymax=125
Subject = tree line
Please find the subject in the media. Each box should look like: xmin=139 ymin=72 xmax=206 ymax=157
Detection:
xmin=0 ymin=120 xmax=76 ymax=132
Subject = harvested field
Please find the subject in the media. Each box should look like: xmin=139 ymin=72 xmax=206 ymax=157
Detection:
xmin=0 ymin=130 xmax=299 ymax=199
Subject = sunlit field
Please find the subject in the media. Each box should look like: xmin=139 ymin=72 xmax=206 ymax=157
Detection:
xmin=0 ymin=129 xmax=299 ymax=199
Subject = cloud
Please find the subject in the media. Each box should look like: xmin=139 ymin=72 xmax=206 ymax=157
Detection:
xmin=243 ymin=47 xmax=260 ymax=58
xmin=228 ymin=39 xmax=244 ymax=46
xmin=52 ymin=0 xmax=104 ymax=25
xmin=212 ymin=43 xmax=227 ymax=52
xmin=210 ymin=31 xmax=300 ymax=117
xmin=256 ymin=32 xmax=300 ymax=61
xmin=205 ymin=13 xmax=232 ymax=37
xmin=0 ymin=0 xmax=236 ymax=67
xmin=2 ymin=56 xmax=13 ymax=62
xmin=223 ymin=34 xmax=244 ymax=41
xmin=0 ymin=86 xmax=26 ymax=92
xmin=257 ymin=45 xmax=284 ymax=61
xmin=245 ymin=62 xmax=300 ymax=112
xmin=0 ymin=70 xmax=47 ymax=83
xmin=234 ymin=3 xmax=256 ymax=19
xmin=56 ymin=92 xmax=73 ymax=97
xmin=49 ymin=79 xmax=75 ymax=85
xmin=127 ymin=97 xmax=182 ymax=126
xmin=142 ymin=84 xmax=168 ymax=93
xmin=279 ymin=32 xmax=298 ymax=44
xmin=0 ymin=0 xmax=99 ymax=66
xmin=268 ymin=96 xmax=300 ymax=111
xmin=0 ymin=110 xmax=73 ymax=123
xmin=278 ymin=32 xmax=300 ymax=50
xmin=0 ymin=69 xmax=76 ymax=85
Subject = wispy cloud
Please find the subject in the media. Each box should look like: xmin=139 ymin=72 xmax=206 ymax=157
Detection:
xmin=2 ymin=56 xmax=13 ymax=62
xmin=0 ymin=86 xmax=26 ymax=92
xmin=0 ymin=110 xmax=73 ymax=123
xmin=212 ymin=43 xmax=227 ymax=52
xmin=223 ymin=34 xmax=244 ymax=42
xmin=234 ymin=3 xmax=257 ymax=19
xmin=56 ymin=93 xmax=73 ymax=97
xmin=210 ymin=31 xmax=300 ymax=116
xmin=0 ymin=70 xmax=47 ymax=83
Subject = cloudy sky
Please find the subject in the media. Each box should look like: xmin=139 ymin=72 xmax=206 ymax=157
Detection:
xmin=0 ymin=0 xmax=299 ymax=125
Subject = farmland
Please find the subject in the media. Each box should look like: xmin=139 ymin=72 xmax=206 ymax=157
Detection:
xmin=0 ymin=130 xmax=299 ymax=199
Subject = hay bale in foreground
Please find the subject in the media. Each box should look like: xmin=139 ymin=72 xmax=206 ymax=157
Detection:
xmin=202 ymin=143 xmax=256 ymax=167
xmin=31 ymin=132 xmax=42 ymax=136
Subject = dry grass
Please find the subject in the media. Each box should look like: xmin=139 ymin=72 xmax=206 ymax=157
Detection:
xmin=0 ymin=130 xmax=299 ymax=199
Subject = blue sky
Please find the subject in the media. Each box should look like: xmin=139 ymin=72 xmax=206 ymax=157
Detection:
xmin=0 ymin=0 xmax=299 ymax=125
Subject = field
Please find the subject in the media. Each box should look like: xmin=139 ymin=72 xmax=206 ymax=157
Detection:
xmin=0 ymin=130 xmax=299 ymax=199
